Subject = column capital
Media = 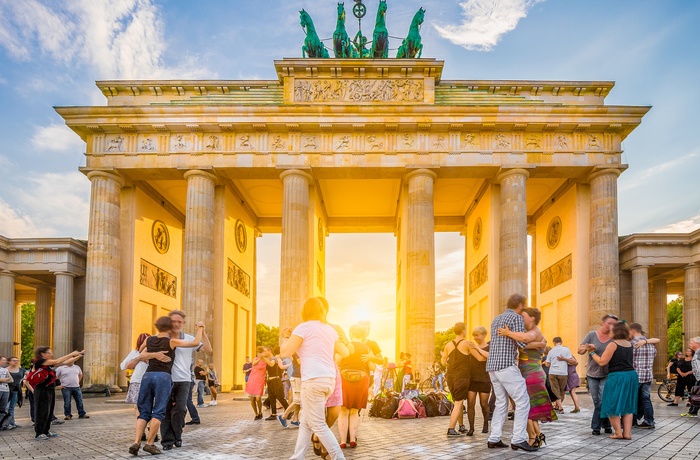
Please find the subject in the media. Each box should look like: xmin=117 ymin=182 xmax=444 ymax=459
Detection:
xmin=631 ymin=265 xmax=650 ymax=272
xmin=685 ymin=263 xmax=700 ymax=272
xmin=587 ymin=167 xmax=622 ymax=183
xmin=279 ymin=169 xmax=313 ymax=182
xmin=496 ymin=167 xmax=530 ymax=184
xmin=183 ymin=169 xmax=219 ymax=184
xmin=405 ymin=168 xmax=437 ymax=182
xmin=53 ymin=271 xmax=77 ymax=278
xmin=86 ymin=170 xmax=125 ymax=187
xmin=0 ymin=269 xmax=15 ymax=278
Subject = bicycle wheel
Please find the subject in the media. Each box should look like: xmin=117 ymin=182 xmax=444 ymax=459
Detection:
xmin=419 ymin=377 xmax=433 ymax=394
xmin=658 ymin=382 xmax=674 ymax=402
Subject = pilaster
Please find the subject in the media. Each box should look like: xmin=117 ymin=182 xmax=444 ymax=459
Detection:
xmin=631 ymin=265 xmax=649 ymax=328
xmin=684 ymin=264 xmax=700 ymax=340
xmin=34 ymin=285 xmax=53 ymax=348
xmin=652 ymin=278 xmax=668 ymax=378
xmin=53 ymin=272 xmax=76 ymax=357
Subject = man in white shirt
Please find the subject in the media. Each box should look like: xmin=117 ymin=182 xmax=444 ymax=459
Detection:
xmin=159 ymin=310 xmax=212 ymax=451
xmin=545 ymin=337 xmax=573 ymax=412
xmin=55 ymin=362 xmax=89 ymax=420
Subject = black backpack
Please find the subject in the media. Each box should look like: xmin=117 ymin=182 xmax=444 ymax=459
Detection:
xmin=423 ymin=393 xmax=439 ymax=417
xmin=369 ymin=396 xmax=386 ymax=418
xmin=435 ymin=392 xmax=454 ymax=416
xmin=380 ymin=394 xmax=400 ymax=419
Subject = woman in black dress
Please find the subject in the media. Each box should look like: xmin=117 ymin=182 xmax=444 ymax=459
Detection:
xmin=465 ymin=326 xmax=490 ymax=435
xmin=669 ymin=348 xmax=696 ymax=406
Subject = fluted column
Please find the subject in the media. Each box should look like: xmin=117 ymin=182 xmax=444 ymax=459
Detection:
xmin=684 ymin=264 xmax=700 ymax=340
xmin=182 ymin=170 xmax=217 ymax=339
xmin=631 ymin=265 xmax=649 ymax=327
xmin=34 ymin=286 xmax=52 ymax=347
xmin=279 ymin=170 xmax=312 ymax=333
xmin=404 ymin=169 xmax=437 ymax=378
xmin=0 ymin=270 xmax=15 ymax=357
xmin=14 ymin=301 xmax=22 ymax=357
xmin=529 ymin=226 xmax=537 ymax=308
xmin=497 ymin=169 xmax=530 ymax=308
xmin=652 ymin=278 xmax=668 ymax=378
xmin=588 ymin=169 xmax=621 ymax=329
xmin=53 ymin=272 xmax=76 ymax=357
xmin=83 ymin=171 xmax=123 ymax=391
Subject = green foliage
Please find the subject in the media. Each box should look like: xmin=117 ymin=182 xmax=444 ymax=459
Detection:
xmin=256 ymin=323 xmax=279 ymax=348
xmin=667 ymin=297 xmax=683 ymax=358
xmin=20 ymin=303 xmax=35 ymax=369
xmin=434 ymin=328 xmax=456 ymax=362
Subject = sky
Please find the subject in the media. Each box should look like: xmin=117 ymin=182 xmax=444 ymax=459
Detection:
xmin=1 ymin=0 xmax=700 ymax=359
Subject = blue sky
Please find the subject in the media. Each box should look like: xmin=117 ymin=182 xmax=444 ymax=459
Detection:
xmin=1 ymin=1 xmax=699 ymax=345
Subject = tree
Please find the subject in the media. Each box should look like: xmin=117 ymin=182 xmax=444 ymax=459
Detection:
xmin=667 ymin=296 xmax=683 ymax=358
xmin=21 ymin=303 xmax=35 ymax=369
xmin=256 ymin=323 xmax=280 ymax=348
xmin=434 ymin=328 xmax=456 ymax=362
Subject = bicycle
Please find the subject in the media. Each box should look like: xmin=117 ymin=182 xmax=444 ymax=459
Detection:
xmin=658 ymin=378 xmax=676 ymax=402
xmin=419 ymin=371 xmax=448 ymax=394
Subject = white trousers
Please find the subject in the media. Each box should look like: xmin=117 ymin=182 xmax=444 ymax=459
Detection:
xmin=488 ymin=365 xmax=530 ymax=445
xmin=289 ymin=377 xmax=345 ymax=460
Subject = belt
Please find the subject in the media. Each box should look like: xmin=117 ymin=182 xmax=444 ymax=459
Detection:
xmin=268 ymin=376 xmax=280 ymax=380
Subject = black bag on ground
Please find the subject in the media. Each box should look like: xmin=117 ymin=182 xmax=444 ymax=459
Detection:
xmin=689 ymin=385 xmax=700 ymax=407
xmin=380 ymin=394 xmax=400 ymax=419
xmin=369 ymin=395 xmax=387 ymax=418
xmin=436 ymin=392 xmax=454 ymax=416
xmin=423 ymin=393 xmax=439 ymax=417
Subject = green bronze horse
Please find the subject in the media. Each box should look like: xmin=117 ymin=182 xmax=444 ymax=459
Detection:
xmin=397 ymin=7 xmax=425 ymax=59
xmin=370 ymin=0 xmax=389 ymax=59
xmin=300 ymin=9 xmax=329 ymax=58
xmin=333 ymin=3 xmax=353 ymax=58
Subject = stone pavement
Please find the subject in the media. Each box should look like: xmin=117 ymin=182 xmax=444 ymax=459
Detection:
xmin=1 ymin=390 xmax=698 ymax=459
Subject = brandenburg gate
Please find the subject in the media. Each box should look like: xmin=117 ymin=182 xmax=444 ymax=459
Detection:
xmin=55 ymin=56 xmax=648 ymax=391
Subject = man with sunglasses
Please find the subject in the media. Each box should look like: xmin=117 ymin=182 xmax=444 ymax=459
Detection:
xmin=578 ymin=314 xmax=619 ymax=435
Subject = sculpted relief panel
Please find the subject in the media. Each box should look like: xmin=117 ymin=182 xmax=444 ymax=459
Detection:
xmin=540 ymin=254 xmax=573 ymax=294
xmin=294 ymin=79 xmax=425 ymax=103
xmin=469 ymin=255 xmax=488 ymax=294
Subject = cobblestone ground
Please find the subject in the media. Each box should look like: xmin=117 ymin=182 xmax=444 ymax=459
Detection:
xmin=1 ymin=390 xmax=698 ymax=459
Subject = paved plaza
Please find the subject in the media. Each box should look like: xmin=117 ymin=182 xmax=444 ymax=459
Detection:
xmin=1 ymin=390 xmax=699 ymax=459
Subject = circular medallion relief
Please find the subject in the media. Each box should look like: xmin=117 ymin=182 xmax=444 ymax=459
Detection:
xmin=235 ymin=220 xmax=247 ymax=253
xmin=473 ymin=217 xmax=483 ymax=250
xmin=547 ymin=216 xmax=562 ymax=250
xmin=318 ymin=220 xmax=324 ymax=251
xmin=151 ymin=220 xmax=170 ymax=254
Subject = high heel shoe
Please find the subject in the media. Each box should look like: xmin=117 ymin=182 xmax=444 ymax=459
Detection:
xmin=537 ymin=433 xmax=547 ymax=446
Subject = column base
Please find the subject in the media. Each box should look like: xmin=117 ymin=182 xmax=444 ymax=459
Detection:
xmin=81 ymin=384 xmax=123 ymax=395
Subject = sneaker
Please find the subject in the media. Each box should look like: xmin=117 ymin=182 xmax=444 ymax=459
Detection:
xmin=209 ymin=401 xmax=217 ymax=406
xmin=680 ymin=413 xmax=698 ymax=417
xmin=196 ymin=403 xmax=208 ymax=408
xmin=447 ymin=428 xmax=463 ymax=437
xmin=604 ymin=428 xmax=613 ymax=434
xmin=290 ymin=421 xmax=300 ymax=428
xmin=79 ymin=415 xmax=90 ymax=419
xmin=128 ymin=443 xmax=140 ymax=455
xmin=35 ymin=434 xmax=49 ymax=440
xmin=52 ymin=419 xmax=64 ymax=425
xmin=638 ymin=422 xmax=655 ymax=429
xmin=64 ymin=415 xmax=72 ymax=420
xmin=48 ymin=432 xmax=59 ymax=437
xmin=265 ymin=415 xmax=277 ymax=421
xmin=143 ymin=444 xmax=162 ymax=455
xmin=278 ymin=415 xmax=288 ymax=428
xmin=458 ymin=425 xmax=468 ymax=434
xmin=184 ymin=420 xmax=200 ymax=425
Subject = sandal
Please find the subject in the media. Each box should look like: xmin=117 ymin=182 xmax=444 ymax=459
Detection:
xmin=311 ymin=434 xmax=322 ymax=456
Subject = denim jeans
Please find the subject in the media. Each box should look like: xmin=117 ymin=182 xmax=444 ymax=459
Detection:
xmin=637 ymin=382 xmax=654 ymax=425
xmin=137 ymin=372 xmax=173 ymax=422
xmin=0 ymin=391 xmax=8 ymax=418
xmin=186 ymin=379 xmax=200 ymax=421
xmin=196 ymin=380 xmax=206 ymax=405
xmin=432 ymin=373 xmax=444 ymax=391
xmin=61 ymin=387 xmax=86 ymax=417
xmin=587 ymin=376 xmax=611 ymax=431
xmin=8 ymin=390 xmax=19 ymax=425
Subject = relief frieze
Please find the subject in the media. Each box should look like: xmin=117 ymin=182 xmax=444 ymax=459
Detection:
xmin=227 ymin=258 xmax=251 ymax=297
xmin=294 ymin=78 xmax=424 ymax=103
xmin=469 ymin=255 xmax=488 ymax=294
xmin=140 ymin=259 xmax=177 ymax=298
xmin=540 ymin=253 xmax=573 ymax=294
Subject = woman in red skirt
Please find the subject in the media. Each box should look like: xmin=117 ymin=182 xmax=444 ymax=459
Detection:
xmin=337 ymin=324 xmax=375 ymax=449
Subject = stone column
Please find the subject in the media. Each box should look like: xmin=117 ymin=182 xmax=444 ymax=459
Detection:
xmin=53 ymin=272 xmax=76 ymax=357
xmin=34 ymin=286 xmax=53 ymax=347
xmin=83 ymin=171 xmax=123 ymax=391
xmin=279 ymin=170 xmax=313 ymax=333
xmin=0 ymin=270 xmax=15 ymax=357
xmin=14 ymin=301 xmax=22 ymax=357
xmin=652 ymin=278 xmax=668 ymax=378
xmin=588 ymin=169 xmax=621 ymax=329
xmin=497 ymin=169 xmax=530 ymax=308
xmin=182 ymin=170 xmax=217 ymax=340
xmin=631 ymin=265 xmax=649 ymax=328
xmin=404 ymin=169 xmax=437 ymax=378
xmin=684 ymin=264 xmax=700 ymax=341
xmin=529 ymin=226 xmax=537 ymax=308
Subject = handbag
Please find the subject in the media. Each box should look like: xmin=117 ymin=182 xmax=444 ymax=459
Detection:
xmin=689 ymin=385 xmax=700 ymax=407
xmin=340 ymin=369 xmax=367 ymax=382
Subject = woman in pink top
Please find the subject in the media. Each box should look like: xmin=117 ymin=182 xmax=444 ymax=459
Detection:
xmin=281 ymin=297 xmax=350 ymax=460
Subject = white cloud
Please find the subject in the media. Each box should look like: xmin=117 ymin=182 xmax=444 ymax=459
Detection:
xmin=653 ymin=214 xmax=700 ymax=234
xmin=434 ymin=0 xmax=544 ymax=51
xmin=620 ymin=152 xmax=699 ymax=192
xmin=15 ymin=171 xmax=90 ymax=238
xmin=0 ymin=0 xmax=212 ymax=79
xmin=31 ymin=123 xmax=85 ymax=152
xmin=0 ymin=198 xmax=44 ymax=237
